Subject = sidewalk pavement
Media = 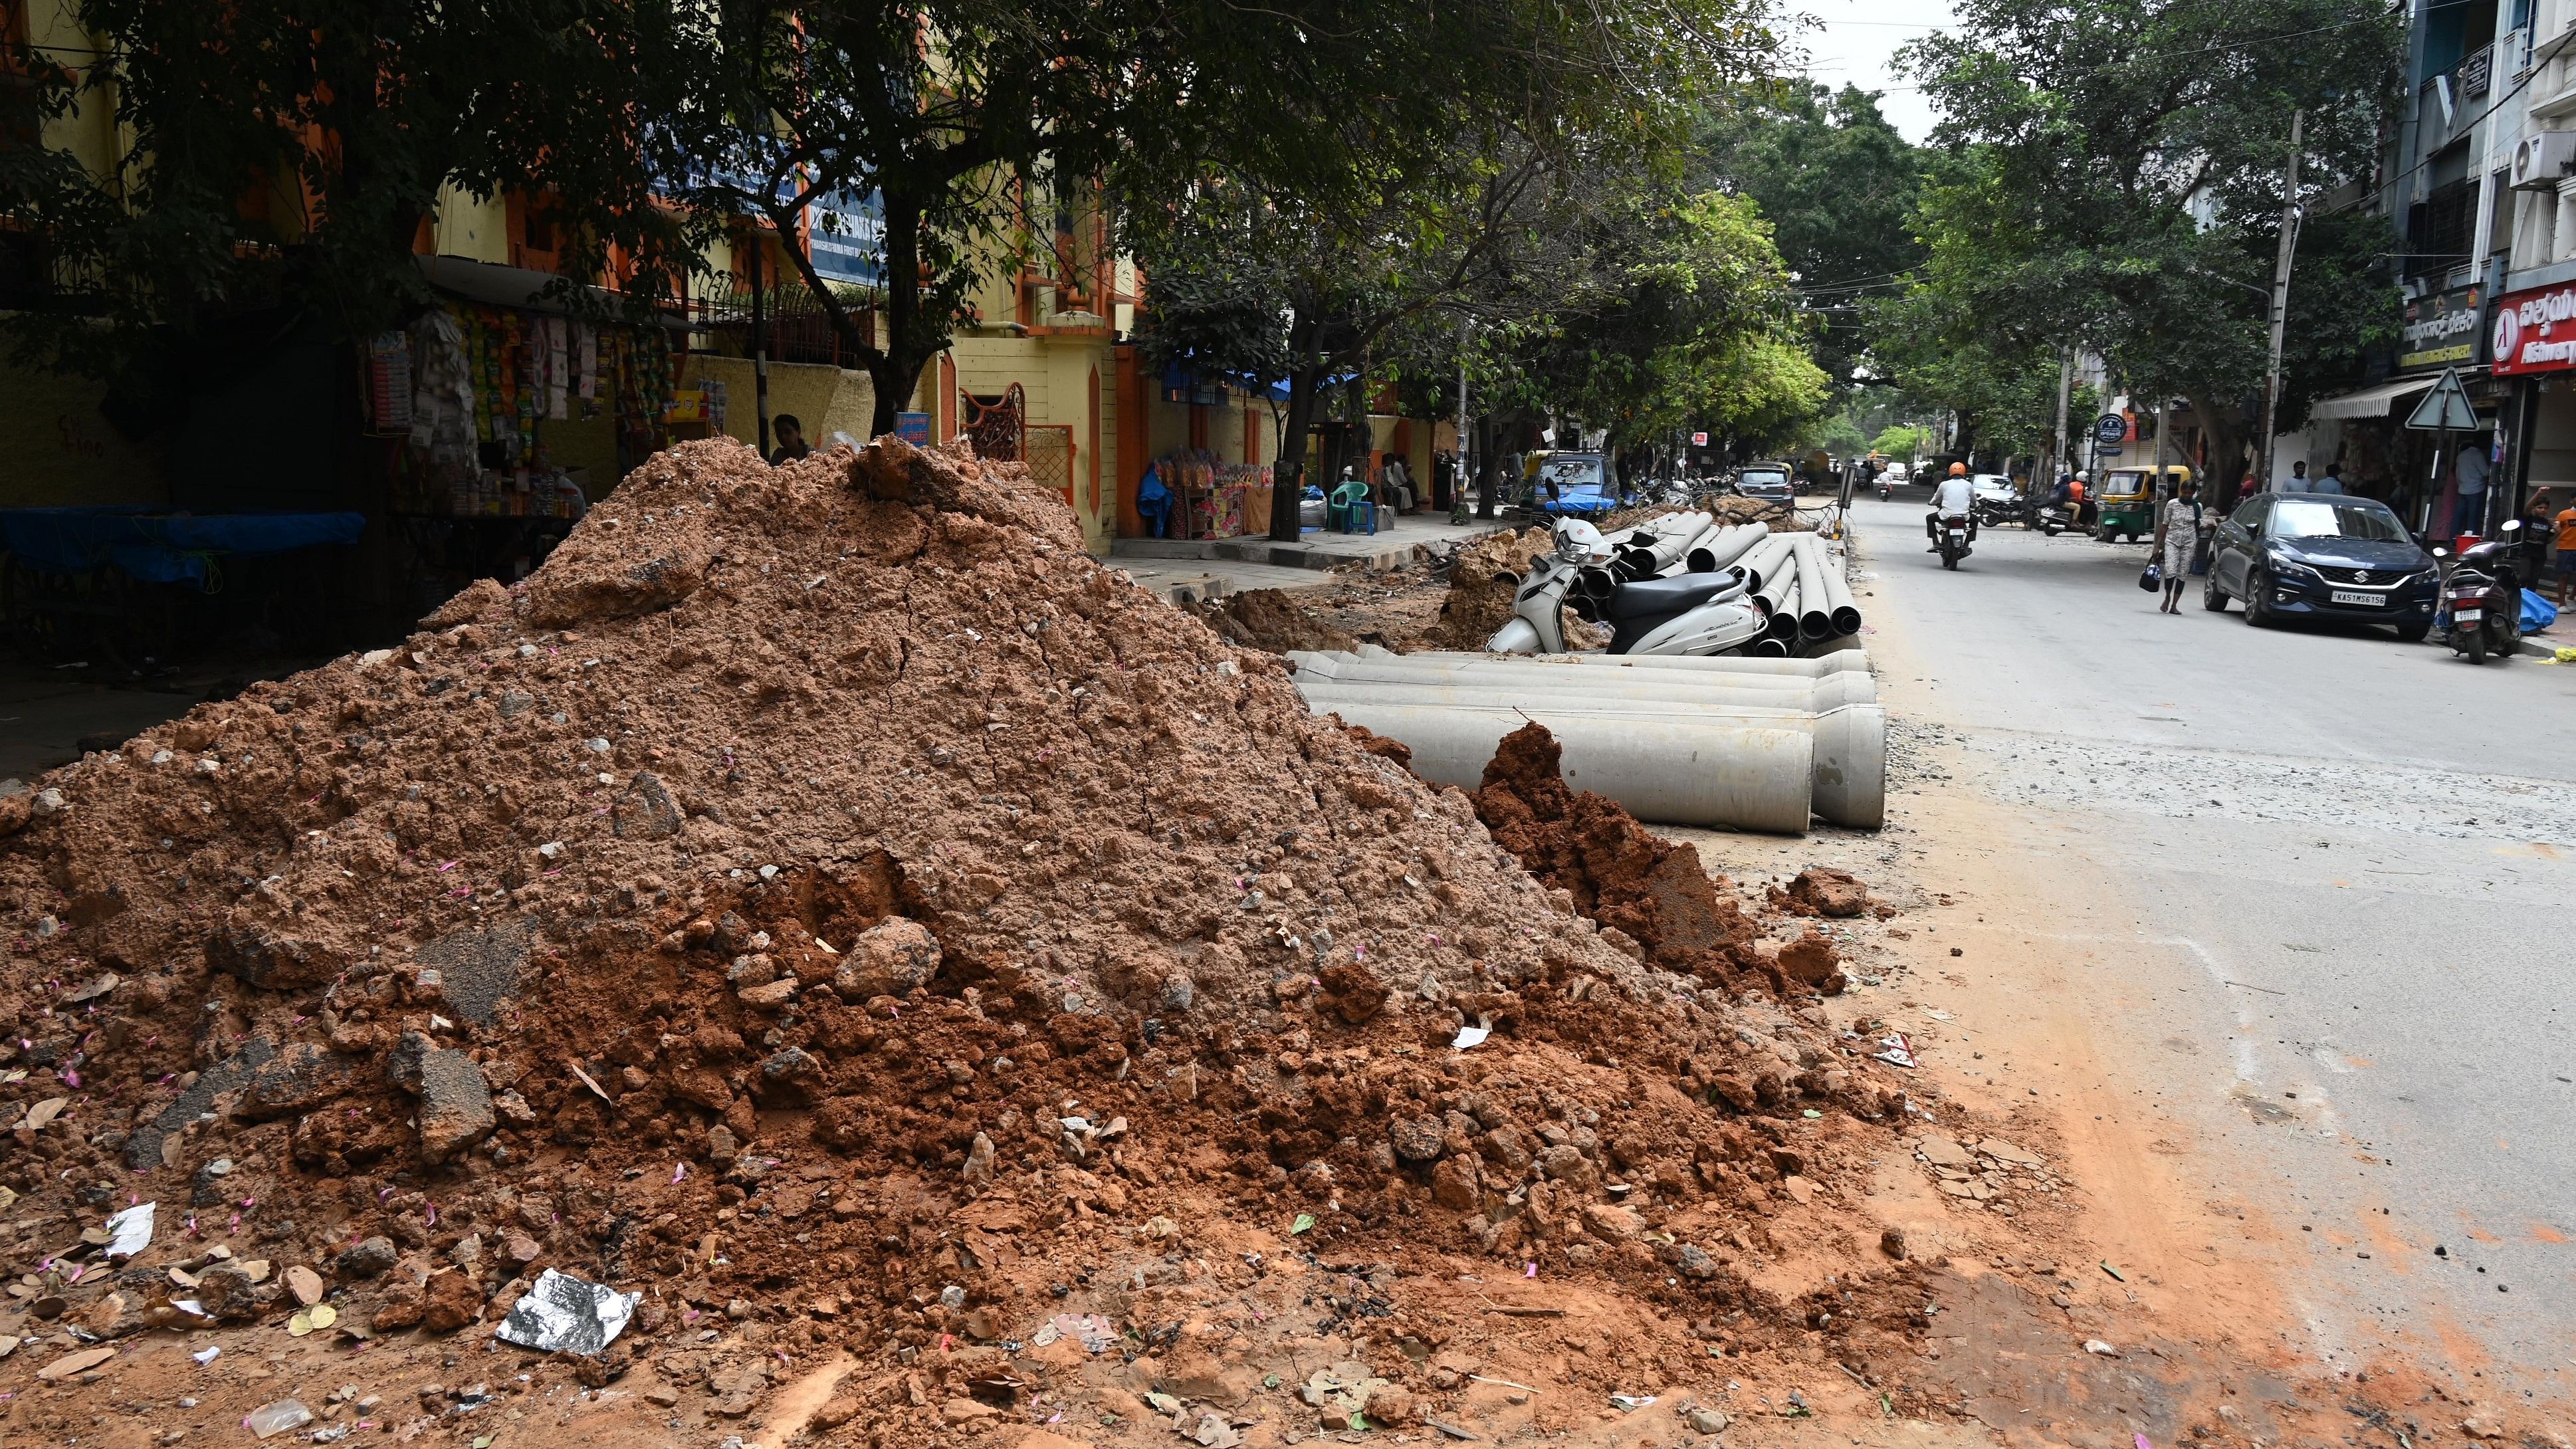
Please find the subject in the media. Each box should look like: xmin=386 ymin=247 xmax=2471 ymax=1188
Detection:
xmin=1103 ymin=514 xmax=1516 ymax=604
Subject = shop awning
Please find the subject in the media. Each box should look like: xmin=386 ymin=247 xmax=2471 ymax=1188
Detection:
xmin=2308 ymin=376 xmax=2438 ymax=419
xmin=417 ymin=255 xmax=687 ymax=328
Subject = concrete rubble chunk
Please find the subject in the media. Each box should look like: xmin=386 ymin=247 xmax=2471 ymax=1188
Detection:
xmin=415 ymin=917 xmax=534 ymax=1025
xmin=413 ymin=1050 xmax=496 ymax=1163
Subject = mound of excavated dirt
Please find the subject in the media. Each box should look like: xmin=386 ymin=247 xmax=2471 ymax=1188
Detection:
xmin=1187 ymin=587 xmax=1360 ymax=654
xmin=0 ymin=437 xmax=1918 ymax=1440
xmin=1417 ymin=526 xmax=1552 ymax=649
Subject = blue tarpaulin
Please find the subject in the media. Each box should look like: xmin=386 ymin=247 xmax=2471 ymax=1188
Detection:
xmin=0 ymin=508 xmax=367 ymax=590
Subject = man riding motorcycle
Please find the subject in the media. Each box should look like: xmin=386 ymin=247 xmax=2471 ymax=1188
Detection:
xmin=1927 ymin=463 xmax=1977 ymax=552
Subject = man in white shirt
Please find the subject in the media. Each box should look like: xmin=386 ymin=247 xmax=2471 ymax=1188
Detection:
xmin=2280 ymin=461 xmax=2313 ymax=493
xmin=2452 ymin=441 xmax=2490 ymax=538
xmin=2315 ymin=464 xmax=2347 ymax=495
xmin=1927 ymin=463 xmax=1976 ymax=551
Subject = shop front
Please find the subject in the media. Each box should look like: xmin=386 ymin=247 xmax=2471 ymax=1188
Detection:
xmin=2302 ymin=280 xmax=2498 ymax=537
xmin=2490 ymin=277 xmax=2576 ymax=537
xmin=381 ymin=257 xmax=690 ymax=617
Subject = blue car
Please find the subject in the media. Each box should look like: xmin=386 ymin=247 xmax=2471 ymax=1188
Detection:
xmin=2204 ymin=493 xmax=2438 ymax=641
xmin=1524 ymin=452 xmax=1621 ymax=516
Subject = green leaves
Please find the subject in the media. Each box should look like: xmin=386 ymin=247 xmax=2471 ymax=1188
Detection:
xmin=1876 ymin=0 xmax=2404 ymax=467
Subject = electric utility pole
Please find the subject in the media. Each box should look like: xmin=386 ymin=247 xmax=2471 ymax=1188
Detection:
xmin=2050 ymin=348 xmax=2073 ymax=483
xmin=2256 ymin=110 xmax=2304 ymax=495
xmin=1454 ymin=314 xmax=1471 ymax=516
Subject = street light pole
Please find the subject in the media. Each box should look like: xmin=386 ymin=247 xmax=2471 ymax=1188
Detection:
xmin=2256 ymin=109 xmax=2304 ymax=496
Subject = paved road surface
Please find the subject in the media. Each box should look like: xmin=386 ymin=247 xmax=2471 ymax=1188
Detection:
xmin=1846 ymin=493 xmax=2576 ymax=1397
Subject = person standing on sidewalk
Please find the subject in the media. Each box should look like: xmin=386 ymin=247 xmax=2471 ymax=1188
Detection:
xmin=2555 ymin=492 xmax=2576 ymax=607
xmin=2153 ymin=475 xmax=2204 ymax=613
xmin=2452 ymin=439 xmax=2490 ymax=539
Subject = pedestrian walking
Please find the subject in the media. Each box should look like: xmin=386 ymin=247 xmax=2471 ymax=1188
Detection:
xmin=2316 ymin=463 xmax=2348 ymax=495
xmin=2280 ymin=461 xmax=2313 ymax=493
xmin=2153 ymin=475 xmax=2204 ymax=613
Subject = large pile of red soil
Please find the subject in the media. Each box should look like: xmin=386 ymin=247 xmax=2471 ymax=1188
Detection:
xmin=0 ymin=437 xmax=1916 ymax=1442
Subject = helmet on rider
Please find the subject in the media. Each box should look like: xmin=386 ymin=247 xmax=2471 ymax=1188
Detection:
xmin=1553 ymin=518 xmax=1610 ymax=564
xmin=1948 ymin=462 xmax=1967 ymax=476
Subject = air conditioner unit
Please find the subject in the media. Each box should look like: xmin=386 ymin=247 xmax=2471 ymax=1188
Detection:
xmin=2512 ymin=131 xmax=2576 ymax=189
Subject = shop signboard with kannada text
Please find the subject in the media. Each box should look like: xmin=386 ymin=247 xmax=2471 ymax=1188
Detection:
xmin=2488 ymin=280 xmax=2576 ymax=375
xmin=2396 ymin=282 xmax=2486 ymax=373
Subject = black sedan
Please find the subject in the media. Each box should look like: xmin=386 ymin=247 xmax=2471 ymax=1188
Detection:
xmin=2203 ymin=493 xmax=2438 ymax=640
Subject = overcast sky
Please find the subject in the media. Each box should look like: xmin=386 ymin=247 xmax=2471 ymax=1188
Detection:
xmin=1778 ymin=0 xmax=1963 ymax=144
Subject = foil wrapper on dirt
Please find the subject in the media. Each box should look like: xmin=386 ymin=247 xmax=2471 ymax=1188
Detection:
xmin=494 ymin=1269 xmax=641 ymax=1356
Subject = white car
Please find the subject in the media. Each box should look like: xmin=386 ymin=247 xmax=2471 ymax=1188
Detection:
xmin=1971 ymin=474 xmax=2016 ymax=505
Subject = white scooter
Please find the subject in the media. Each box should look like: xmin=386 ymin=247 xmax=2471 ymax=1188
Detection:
xmin=1487 ymin=520 xmax=1769 ymax=655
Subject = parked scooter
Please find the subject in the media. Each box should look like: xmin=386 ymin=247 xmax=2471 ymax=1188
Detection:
xmin=1935 ymin=511 xmax=1974 ymax=570
xmin=1487 ymin=520 xmax=1767 ymax=655
xmin=2434 ymin=518 xmax=2525 ymax=665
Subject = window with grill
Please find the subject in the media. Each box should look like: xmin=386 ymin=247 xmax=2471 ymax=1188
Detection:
xmin=2405 ymin=179 xmax=2478 ymax=277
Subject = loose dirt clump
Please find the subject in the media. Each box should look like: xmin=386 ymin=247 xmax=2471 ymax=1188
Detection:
xmin=1780 ymin=865 xmax=1872 ymax=917
xmin=1469 ymin=722 xmax=1772 ymax=990
xmin=0 ymin=437 xmax=1929 ymax=1444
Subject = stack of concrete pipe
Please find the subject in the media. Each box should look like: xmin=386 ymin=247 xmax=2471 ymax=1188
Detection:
xmin=1721 ymin=528 xmax=1860 ymax=647
xmin=1288 ymin=647 xmax=1884 ymax=833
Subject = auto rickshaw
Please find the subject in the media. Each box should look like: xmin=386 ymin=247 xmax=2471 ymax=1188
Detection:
xmin=2094 ymin=464 xmax=2192 ymax=542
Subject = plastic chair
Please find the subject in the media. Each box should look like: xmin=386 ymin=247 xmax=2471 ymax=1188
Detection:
xmin=1327 ymin=481 xmax=1375 ymax=534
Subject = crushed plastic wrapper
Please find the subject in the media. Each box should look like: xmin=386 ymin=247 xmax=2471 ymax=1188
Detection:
xmin=1874 ymin=1033 xmax=1917 ymax=1069
xmin=493 ymin=1268 xmax=641 ymax=1356
xmin=245 ymin=1398 xmax=313 ymax=1438
xmin=1035 ymin=1312 xmax=1117 ymax=1353
xmin=103 ymin=1201 xmax=154 ymax=1259
xmin=1451 ymin=1024 xmax=1491 ymax=1050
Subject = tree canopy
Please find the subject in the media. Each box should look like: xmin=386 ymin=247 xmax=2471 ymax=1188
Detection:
xmin=1695 ymin=83 xmax=1923 ymax=393
xmin=2 ymin=0 xmax=667 ymax=419
xmin=1883 ymin=0 xmax=2406 ymax=489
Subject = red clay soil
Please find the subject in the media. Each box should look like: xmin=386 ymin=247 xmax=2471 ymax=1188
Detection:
xmin=1187 ymin=587 xmax=1364 ymax=655
xmin=0 ymin=437 xmax=1925 ymax=1443
xmin=1469 ymin=723 xmax=1790 ymax=990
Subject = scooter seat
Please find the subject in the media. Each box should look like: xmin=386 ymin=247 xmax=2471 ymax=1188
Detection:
xmin=1604 ymin=574 xmax=1735 ymax=619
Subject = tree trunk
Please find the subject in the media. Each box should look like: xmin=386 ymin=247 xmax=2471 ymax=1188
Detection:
xmin=2187 ymin=391 xmax=2249 ymax=508
xmin=1269 ymin=318 xmax=1323 ymax=540
xmin=865 ymin=193 xmax=932 ymax=439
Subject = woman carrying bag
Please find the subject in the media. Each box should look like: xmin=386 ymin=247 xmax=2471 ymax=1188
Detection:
xmin=2151 ymin=476 xmax=2204 ymax=614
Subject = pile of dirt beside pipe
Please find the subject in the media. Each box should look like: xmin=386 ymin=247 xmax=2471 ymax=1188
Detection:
xmin=0 ymin=436 xmax=1921 ymax=1435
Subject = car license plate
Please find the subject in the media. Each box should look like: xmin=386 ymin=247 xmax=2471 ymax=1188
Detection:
xmin=2329 ymin=589 xmax=2381 ymax=606
xmin=2454 ymin=608 xmax=2482 ymax=623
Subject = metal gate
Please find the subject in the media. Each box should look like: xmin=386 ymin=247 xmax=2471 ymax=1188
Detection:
xmin=1023 ymin=425 xmax=1075 ymax=506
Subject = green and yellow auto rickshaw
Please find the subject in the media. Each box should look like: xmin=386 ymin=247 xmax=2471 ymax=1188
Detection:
xmin=2094 ymin=465 xmax=2192 ymax=543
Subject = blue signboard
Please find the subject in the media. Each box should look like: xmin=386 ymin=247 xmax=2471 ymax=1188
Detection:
xmin=808 ymin=189 xmax=885 ymax=286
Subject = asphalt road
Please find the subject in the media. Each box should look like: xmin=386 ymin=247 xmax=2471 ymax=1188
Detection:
xmin=1844 ymin=492 xmax=2576 ymax=1398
